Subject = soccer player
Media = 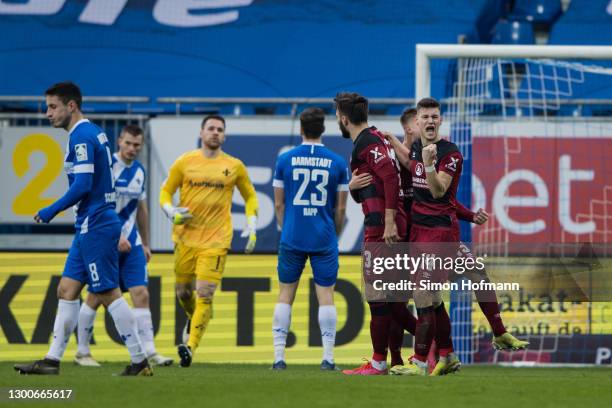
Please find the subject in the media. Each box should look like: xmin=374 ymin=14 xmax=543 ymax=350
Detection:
xmin=271 ymin=108 xmax=349 ymax=371
xmin=160 ymin=114 xmax=258 ymax=367
xmin=387 ymin=97 xmax=462 ymax=376
xmin=334 ymin=92 xmax=409 ymax=375
xmin=14 ymin=82 xmax=151 ymax=376
xmin=74 ymin=125 xmax=173 ymax=367
xmin=349 ymin=107 xmax=420 ymax=368
xmin=383 ymin=108 xmax=529 ymax=358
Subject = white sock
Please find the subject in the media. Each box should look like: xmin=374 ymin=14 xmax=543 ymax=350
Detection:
xmin=371 ymin=359 xmax=387 ymax=371
xmin=76 ymin=303 xmax=97 ymax=356
xmin=272 ymin=303 xmax=291 ymax=363
xmin=318 ymin=305 xmax=337 ymax=363
xmin=133 ymin=308 xmax=156 ymax=357
xmin=46 ymin=299 xmax=80 ymax=361
xmin=108 ymin=297 xmax=146 ymax=364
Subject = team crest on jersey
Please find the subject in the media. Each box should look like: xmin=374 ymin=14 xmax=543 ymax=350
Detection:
xmin=75 ymin=143 xmax=88 ymax=162
xmin=223 ymin=168 xmax=230 ymax=176
xmin=370 ymin=147 xmax=385 ymax=163
xmin=445 ymin=157 xmax=459 ymax=172
xmin=415 ymin=162 xmax=424 ymax=176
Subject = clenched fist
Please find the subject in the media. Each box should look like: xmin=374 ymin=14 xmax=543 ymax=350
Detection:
xmin=422 ymin=144 xmax=437 ymax=166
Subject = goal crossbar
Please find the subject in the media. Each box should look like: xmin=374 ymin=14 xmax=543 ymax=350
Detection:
xmin=415 ymin=44 xmax=612 ymax=100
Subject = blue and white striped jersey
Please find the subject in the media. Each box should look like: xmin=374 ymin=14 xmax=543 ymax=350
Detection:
xmin=112 ymin=153 xmax=146 ymax=246
xmin=64 ymin=119 xmax=117 ymax=233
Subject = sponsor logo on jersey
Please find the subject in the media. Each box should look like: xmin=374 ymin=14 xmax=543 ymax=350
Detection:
xmin=446 ymin=157 xmax=459 ymax=172
xmin=75 ymin=143 xmax=88 ymax=162
xmin=370 ymin=147 xmax=385 ymax=163
xmin=188 ymin=179 xmax=225 ymax=189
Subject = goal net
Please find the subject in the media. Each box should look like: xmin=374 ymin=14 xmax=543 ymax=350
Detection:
xmin=416 ymin=45 xmax=612 ymax=366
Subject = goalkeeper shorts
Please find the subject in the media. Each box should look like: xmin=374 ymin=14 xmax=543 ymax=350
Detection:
xmin=174 ymin=243 xmax=227 ymax=284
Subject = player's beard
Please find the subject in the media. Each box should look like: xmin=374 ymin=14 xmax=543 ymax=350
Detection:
xmin=204 ymin=139 xmax=221 ymax=150
xmin=338 ymin=120 xmax=351 ymax=139
xmin=51 ymin=115 xmax=71 ymax=130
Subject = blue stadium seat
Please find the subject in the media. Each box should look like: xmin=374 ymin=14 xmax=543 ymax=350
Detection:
xmin=510 ymin=0 xmax=563 ymax=24
xmin=491 ymin=20 xmax=535 ymax=44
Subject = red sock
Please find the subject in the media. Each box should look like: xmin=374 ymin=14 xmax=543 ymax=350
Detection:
xmin=414 ymin=306 xmax=436 ymax=360
xmin=387 ymin=319 xmax=404 ymax=366
xmin=434 ymin=303 xmax=453 ymax=356
xmin=478 ymin=301 xmax=506 ymax=336
xmin=369 ymin=303 xmax=391 ymax=360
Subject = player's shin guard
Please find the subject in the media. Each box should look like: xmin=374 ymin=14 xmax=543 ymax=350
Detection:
xmin=108 ymin=297 xmax=146 ymax=364
xmin=414 ymin=306 xmax=436 ymax=362
xmin=46 ymin=299 xmax=80 ymax=361
xmin=433 ymin=303 xmax=453 ymax=357
xmin=133 ymin=308 xmax=156 ymax=357
xmin=187 ymin=297 xmax=212 ymax=352
xmin=179 ymin=291 xmax=197 ymax=319
xmin=318 ymin=305 xmax=337 ymax=363
xmin=368 ymin=302 xmax=392 ymax=366
xmin=76 ymin=302 xmax=96 ymax=356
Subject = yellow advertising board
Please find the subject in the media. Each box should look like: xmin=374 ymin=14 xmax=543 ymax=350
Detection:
xmin=1 ymin=252 xmax=610 ymax=363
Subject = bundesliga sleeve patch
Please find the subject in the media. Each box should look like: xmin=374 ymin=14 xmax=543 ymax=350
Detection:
xmin=75 ymin=143 xmax=88 ymax=162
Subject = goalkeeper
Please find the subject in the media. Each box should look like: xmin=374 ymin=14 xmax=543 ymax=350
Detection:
xmin=159 ymin=115 xmax=258 ymax=367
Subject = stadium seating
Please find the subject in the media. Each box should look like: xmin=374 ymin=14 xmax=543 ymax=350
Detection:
xmin=491 ymin=20 xmax=536 ymax=44
xmin=509 ymin=0 xmax=563 ymax=24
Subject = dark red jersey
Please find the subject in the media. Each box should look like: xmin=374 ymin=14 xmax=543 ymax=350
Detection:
xmin=400 ymin=164 xmax=414 ymax=229
xmin=350 ymin=127 xmax=406 ymax=240
xmin=409 ymin=138 xmax=463 ymax=228
xmin=400 ymin=162 xmax=413 ymax=218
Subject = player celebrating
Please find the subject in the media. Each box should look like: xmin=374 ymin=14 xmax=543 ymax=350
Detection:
xmin=335 ymin=92 xmax=409 ymax=375
xmin=14 ymin=82 xmax=151 ymax=376
xmin=271 ymin=108 xmax=349 ymax=370
xmin=160 ymin=114 xmax=259 ymax=367
xmin=383 ymin=108 xmax=528 ymax=361
xmin=74 ymin=125 xmax=173 ymax=367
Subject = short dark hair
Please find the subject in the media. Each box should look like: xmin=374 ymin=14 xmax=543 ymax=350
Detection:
xmin=416 ymin=97 xmax=441 ymax=112
xmin=45 ymin=81 xmax=82 ymax=109
xmin=121 ymin=124 xmax=144 ymax=138
xmin=334 ymin=92 xmax=368 ymax=124
xmin=300 ymin=107 xmax=325 ymax=139
xmin=201 ymin=114 xmax=226 ymax=129
xmin=400 ymin=108 xmax=417 ymax=125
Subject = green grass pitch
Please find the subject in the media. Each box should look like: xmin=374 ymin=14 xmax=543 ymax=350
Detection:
xmin=2 ymin=362 xmax=611 ymax=408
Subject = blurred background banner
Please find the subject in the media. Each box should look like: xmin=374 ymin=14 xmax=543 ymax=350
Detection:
xmin=0 ymin=0 xmax=483 ymax=102
xmin=2 ymin=117 xmax=610 ymax=253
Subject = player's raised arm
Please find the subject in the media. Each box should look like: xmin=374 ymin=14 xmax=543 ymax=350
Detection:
xmin=159 ymin=158 xmax=192 ymax=225
xmin=423 ymin=144 xmax=462 ymax=199
xmin=236 ymin=161 xmax=259 ymax=253
xmin=382 ymin=131 xmax=411 ymax=169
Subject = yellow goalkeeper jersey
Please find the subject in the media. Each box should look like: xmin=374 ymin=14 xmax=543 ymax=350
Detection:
xmin=160 ymin=149 xmax=258 ymax=249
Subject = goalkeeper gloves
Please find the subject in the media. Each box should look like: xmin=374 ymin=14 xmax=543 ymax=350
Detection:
xmin=162 ymin=204 xmax=193 ymax=225
xmin=240 ymin=215 xmax=258 ymax=254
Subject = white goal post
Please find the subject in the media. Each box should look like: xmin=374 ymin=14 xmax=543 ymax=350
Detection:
xmin=416 ymin=44 xmax=612 ymax=101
